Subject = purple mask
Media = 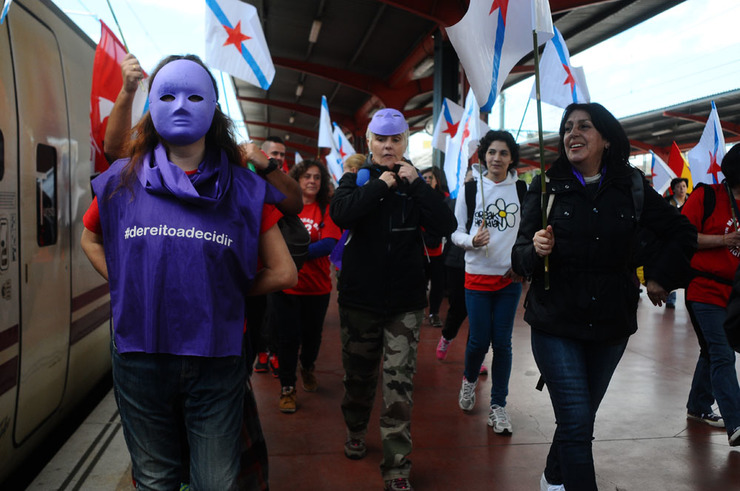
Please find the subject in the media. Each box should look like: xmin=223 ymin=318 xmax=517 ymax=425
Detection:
xmin=149 ymin=59 xmax=218 ymax=145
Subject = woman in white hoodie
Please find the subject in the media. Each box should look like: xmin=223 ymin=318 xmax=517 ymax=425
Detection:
xmin=452 ymin=130 xmax=525 ymax=434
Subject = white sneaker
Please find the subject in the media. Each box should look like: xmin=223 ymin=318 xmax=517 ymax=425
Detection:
xmin=540 ymin=472 xmax=566 ymax=491
xmin=458 ymin=377 xmax=477 ymax=411
xmin=487 ymin=404 xmax=512 ymax=434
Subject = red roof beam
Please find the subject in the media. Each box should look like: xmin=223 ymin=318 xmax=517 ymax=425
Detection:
xmin=663 ymin=110 xmax=740 ymax=136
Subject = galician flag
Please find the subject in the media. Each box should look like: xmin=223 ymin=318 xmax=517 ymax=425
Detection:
xmin=318 ymin=95 xmax=334 ymax=149
xmin=687 ymin=101 xmax=725 ymax=185
xmin=443 ymin=88 xmax=482 ymax=199
xmin=432 ymin=98 xmax=490 ymax=153
xmin=530 ymin=26 xmax=590 ymax=108
xmin=446 ymin=0 xmax=553 ymax=112
xmin=667 ymin=141 xmax=693 ymax=192
xmin=295 ymin=152 xmax=303 ymax=164
xmin=333 ymin=123 xmax=356 ymax=163
xmin=649 ymin=151 xmax=675 ymax=196
xmin=325 ymin=145 xmax=344 ymax=185
xmin=1 ymin=0 xmax=12 ymax=24
xmin=205 ymin=0 xmax=275 ymax=90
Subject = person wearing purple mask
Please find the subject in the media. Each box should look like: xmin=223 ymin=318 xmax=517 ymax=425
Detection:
xmin=330 ymin=108 xmax=456 ymax=491
xmin=80 ymin=55 xmax=297 ymax=490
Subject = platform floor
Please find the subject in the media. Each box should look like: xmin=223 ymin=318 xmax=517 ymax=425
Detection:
xmin=29 ymin=289 xmax=740 ymax=490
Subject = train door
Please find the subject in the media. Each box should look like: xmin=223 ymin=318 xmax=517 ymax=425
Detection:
xmin=9 ymin=6 xmax=71 ymax=443
xmin=0 ymin=2 xmax=20 ymax=447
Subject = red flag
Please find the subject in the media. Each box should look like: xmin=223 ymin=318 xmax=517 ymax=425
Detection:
xmin=667 ymin=142 xmax=684 ymax=177
xmin=90 ymin=21 xmax=128 ymax=173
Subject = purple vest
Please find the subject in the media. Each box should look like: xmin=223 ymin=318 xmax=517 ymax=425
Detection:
xmin=92 ymin=144 xmax=283 ymax=357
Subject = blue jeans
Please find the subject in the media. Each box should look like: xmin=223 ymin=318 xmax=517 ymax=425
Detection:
xmin=531 ymin=329 xmax=627 ymax=491
xmin=112 ymin=344 xmax=245 ymax=490
xmin=463 ymin=282 xmax=522 ymax=407
xmin=687 ymin=301 xmax=740 ymax=435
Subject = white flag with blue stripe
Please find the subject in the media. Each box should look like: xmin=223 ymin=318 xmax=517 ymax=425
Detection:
xmin=447 ymin=0 xmax=553 ymax=112
xmin=529 ymin=26 xmax=590 ymax=108
xmin=318 ymin=96 xmax=334 ymax=149
xmin=443 ymin=88 xmax=481 ymax=199
xmin=333 ymin=123 xmax=356 ymax=163
xmin=688 ymin=101 xmax=726 ymax=185
xmin=205 ymin=0 xmax=275 ymax=90
xmin=0 ymin=0 xmax=12 ymax=24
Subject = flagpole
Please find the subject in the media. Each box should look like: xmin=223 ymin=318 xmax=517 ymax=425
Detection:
xmin=532 ymin=29 xmax=550 ymax=290
xmin=478 ymin=163 xmax=489 ymax=257
xmin=105 ymin=0 xmax=128 ymax=52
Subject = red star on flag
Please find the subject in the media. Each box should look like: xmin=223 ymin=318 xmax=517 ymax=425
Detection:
xmin=490 ymin=0 xmax=509 ymax=22
xmin=338 ymin=145 xmax=347 ymax=160
xmin=562 ymin=64 xmax=576 ymax=93
xmin=461 ymin=121 xmax=471 ymax=143
xmin=707 ymin=150 xmax=722 ymax=183
xmin=443 ymin=120 xmax=460 ymax=138
xmin=222 ymin=20 xmax=251 ymax=53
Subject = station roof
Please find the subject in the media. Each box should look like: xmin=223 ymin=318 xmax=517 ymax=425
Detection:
xmin=234 ymin=0 xmax=688 ymax=159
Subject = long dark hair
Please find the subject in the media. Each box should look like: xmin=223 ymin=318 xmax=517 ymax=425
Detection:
xmin=722 ymin=143 xmax=740 ymax=188
xmin=422 ymin=166 xmax=449 ymax=195
xmin=554 ymin=102 xmax=630 ymax=171
xmin=477 ymin=130 xmax=519 ymax=173
xmin=116 ymin=54 xmax=241 ymax=195
xmin=289 ymin=160 xmax=332 ymax=210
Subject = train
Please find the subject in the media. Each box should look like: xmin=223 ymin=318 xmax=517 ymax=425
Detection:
xmin=0 ymin=0 xmax=112 ymax=483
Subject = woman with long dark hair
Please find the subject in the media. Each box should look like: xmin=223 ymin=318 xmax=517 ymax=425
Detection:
xmin=512 ymin=103 xmax=696 ymax=490
xmin=80 ymin=55 xmax=296 ymax=489
xmin=274 ymin=160 xmax=342 ymax=413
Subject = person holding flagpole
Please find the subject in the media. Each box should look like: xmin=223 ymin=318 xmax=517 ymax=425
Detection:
xmin=330 ymin=108 xmax=456 ymax=491
xmin=81 ymin=54 xmax=297 ymax=490
xmin=512 ymin=103 xmax=696 ymax=491
xmin=451 ymin=130 xmax=525 ymax=435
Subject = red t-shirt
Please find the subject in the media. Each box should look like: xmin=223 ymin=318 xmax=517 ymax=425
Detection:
xmin=465 ymin=273 xmax=511 ymax=292
xmin=284 ymin=201 xmax=342 ymax=296
xmin=682 ymin=185 xmax=740 ymax=307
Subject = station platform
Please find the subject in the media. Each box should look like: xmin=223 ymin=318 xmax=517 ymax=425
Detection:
xmin=28 ymin=289 xmax=740 ymax=490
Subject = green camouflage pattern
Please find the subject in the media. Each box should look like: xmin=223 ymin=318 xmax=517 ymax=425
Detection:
xmin=339 ymin=306 xmax=422 ymax=479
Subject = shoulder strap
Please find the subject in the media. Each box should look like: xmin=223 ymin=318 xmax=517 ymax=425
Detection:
xmin=630 ymin=170 xmax=644 ymax=222
xmin=696 ymin=183 xmax=715 ymax=227
xmin=465 ymin=180 xmax=477 ymax=233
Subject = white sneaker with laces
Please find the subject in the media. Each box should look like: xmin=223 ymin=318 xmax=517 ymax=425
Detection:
xmin=488 ymin=404 xmax=512 ymax=434
xmin=458 ymin=377 xmax=477 ymax=411
xmin=540 ymin=472 xmax=566 ymax=491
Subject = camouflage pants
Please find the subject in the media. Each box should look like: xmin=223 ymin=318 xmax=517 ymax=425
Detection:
xmin=339 ymin=306 xmax=422 ymax=480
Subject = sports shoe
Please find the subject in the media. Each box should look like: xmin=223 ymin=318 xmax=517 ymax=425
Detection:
xmin=488 ymin=404 xmax=512 ymax=434
xmin=300 ymin=363 xmax=318 ymax=392
xmin=429 ymin=314 xmax=442 ymax=327
xmin=730 ymin=426 xmax=740 ymax=447
xmin=269 ymin=353 xmax=280 ymax=378
xmin=479 ymin=364 xmax=488 ymax=375
xmin=540 ymin=473 xmax=565 ymax=491
xmin=344 ymin=437 xmax=367 ymax=460
xmin=279 ymin=386 xmax=296 ymax=413
xmin=687 ymin=411 xmax=725 ymax=428
xmin=384 ymin=477 xmax=413 ymax=491
xmin=458 ymin=377 xmax=478 ymax=411
xmin=436 ymin=336 xmax=452 ymax=361
xmin=254 ymin=352 xmax=269 ymax=373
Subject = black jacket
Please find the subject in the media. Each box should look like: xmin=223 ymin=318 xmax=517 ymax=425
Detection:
xmin=725 ymin=263 xmax=740 ymax=352
xmin=511 ymin=163 xmax=696 ymax=342
xmin=330 ymin=163 xmax=457 ymax=314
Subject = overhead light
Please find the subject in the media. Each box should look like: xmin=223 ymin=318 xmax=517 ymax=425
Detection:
xmin=289 ymin=115 xmax=295 ymax=124
xmin=308 ymin=20 xmax=322 ymax=43
xmin=651 ymin=128 xmax=672 ymax=136
xmin=284 ymin=134 xmax=291 ymax=141
xmin=295 ymin=84 xmax=304 ymax=97
xmin=413 ymin=58 xmax=434 ymax=78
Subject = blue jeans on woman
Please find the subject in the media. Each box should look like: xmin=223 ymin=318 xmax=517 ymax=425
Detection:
xmin=112 ymin=343 xmax=246 ymax=490
xmin=531 ymin=329 xmax=628 ymax=491
xmin=463 ymin=282 xmax=522 ymax=407
xmin=686 ymin=301 xmax=740 ymax=436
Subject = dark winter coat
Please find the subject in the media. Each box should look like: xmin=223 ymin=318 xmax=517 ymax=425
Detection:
xmin=511 ymin=162 xmax=696 ymax=342
xmin=330 ymin=163 xmax=457 ymax=314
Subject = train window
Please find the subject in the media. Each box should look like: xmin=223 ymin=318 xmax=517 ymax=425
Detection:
xmin=36 ymin=144 xmax=57 ymax=246
xmin=0 ymin=131 xmax=3 ymax=181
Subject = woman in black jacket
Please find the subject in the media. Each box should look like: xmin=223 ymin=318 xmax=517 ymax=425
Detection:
xmin=511 ymin=103 xmax=696 ymax=491
xmin=330 ymin=109 xmax=456 ymax=491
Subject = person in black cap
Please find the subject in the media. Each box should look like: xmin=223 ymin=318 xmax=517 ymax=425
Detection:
xmin=330 ymin=108 xmax=456 ymax=491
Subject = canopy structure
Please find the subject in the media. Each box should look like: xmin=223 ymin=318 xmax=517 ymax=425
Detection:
xmin=233 ymin=0 xmax=688 ymax=162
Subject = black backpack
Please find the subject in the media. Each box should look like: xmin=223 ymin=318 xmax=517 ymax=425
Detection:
xmin=278 ymin=215 xmax=310 ymax=271
xmin=464 ymin=178 xmax=527 ymax=232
